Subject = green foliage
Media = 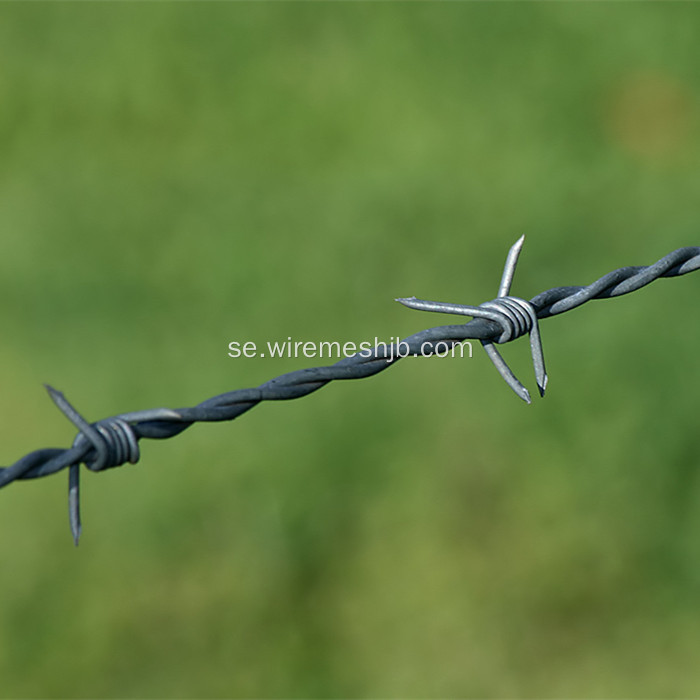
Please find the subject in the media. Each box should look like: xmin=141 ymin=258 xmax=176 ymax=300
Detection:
xmin=1 ymin=3 xmax=699 ymax=697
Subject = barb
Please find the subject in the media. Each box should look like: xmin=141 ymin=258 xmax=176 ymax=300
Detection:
xmin=397 ymin=235 xmax=547 ymax=402
xmin=2 ymin=240 xmax=699 ymax=544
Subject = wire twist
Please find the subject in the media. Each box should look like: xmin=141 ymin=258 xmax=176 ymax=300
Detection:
xmin=71 ymin=418 xmax=140 ymax=472
xmin=479 ymin=297 xmax=536 ymax=343
xmin=1 ymin=238 xmax=699 ymax=544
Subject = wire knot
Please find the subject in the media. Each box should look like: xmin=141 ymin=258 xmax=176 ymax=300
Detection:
xmin=45 ymin=384 xmax=142 ymax=545
xmin=478 ymin=295 xmax=537 ymax=344
xmin=72 ymin=418 xmax=140 ymax=472
xmin=396 ymin=235 xmax=547 ymax=404
xmin=45 ymin=385 xmax=140 ymax=472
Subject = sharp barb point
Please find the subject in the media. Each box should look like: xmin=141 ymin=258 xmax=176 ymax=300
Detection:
xmin=481 ymin=341 xmax=533 ymax=403
xmin=498 ymin=235 xmax=527 ymax=298
xmin=69 ymin=464 xmax=81 ymax=546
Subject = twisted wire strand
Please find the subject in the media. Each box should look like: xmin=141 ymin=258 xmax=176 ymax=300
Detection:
xmin=479 ymin=296 xmax=536 ymax=343
xmin=2 ymin=245 xmax=699 ymax=495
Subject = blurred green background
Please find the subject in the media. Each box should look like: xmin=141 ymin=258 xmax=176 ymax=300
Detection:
xmin=1 ymin=2 xmax=699 ymax=697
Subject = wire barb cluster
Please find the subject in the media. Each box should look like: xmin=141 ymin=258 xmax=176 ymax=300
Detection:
xmin=2 ymin=238 xmax=699 ymax=544
xmin=397 ymin=235 xmax=547 ymax=403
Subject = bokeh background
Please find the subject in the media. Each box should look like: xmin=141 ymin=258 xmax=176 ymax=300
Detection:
xmin=1 ymin=2 xmax=700 ymax=697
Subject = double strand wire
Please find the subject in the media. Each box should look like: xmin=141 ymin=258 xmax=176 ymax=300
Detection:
xmin=1 ymin=239 xmax=699 ymax=543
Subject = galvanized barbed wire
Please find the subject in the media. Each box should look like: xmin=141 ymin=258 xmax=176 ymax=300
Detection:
xmin=1 ymin=237 xmax=699 ymax=545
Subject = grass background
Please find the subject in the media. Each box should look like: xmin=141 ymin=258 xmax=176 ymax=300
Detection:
xmin=1 ymin=2 xmax=699 ymax=697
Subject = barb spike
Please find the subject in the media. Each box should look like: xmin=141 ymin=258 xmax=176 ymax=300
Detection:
xmin=397 ymin=236 xmax=547 ymax=403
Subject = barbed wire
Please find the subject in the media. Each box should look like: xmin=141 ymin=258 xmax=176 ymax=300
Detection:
xmin=2 ymin=238 xmax=699 ymax=544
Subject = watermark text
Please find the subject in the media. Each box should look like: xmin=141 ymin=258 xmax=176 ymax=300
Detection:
xmin=227 ymin=337 xmax=472 ymax=363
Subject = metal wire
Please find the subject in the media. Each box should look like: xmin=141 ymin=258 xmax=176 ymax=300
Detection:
xmin=2 ymin=239 xmax=699 ymax=544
